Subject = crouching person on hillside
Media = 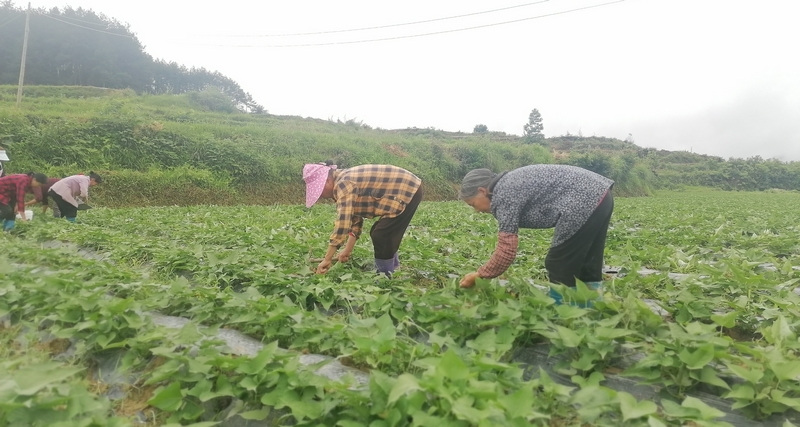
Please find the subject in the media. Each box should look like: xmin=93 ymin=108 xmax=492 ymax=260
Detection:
xmin=48 ymin=172 xmax=102 ymax=223
xmin=0 ymin=172 xmax=48 ymax=231
xmin=303 ymin=161 xmax=423 ymax=277
xmin=458 ymin=164 xmax=614 ymax=306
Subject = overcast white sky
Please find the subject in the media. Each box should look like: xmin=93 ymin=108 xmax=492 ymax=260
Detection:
xmin=26 ymin=0 xmax=800 ymax=161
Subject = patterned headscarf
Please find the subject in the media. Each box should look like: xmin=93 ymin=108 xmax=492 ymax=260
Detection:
xmin=303 ymin=163 xmax=337 ymax=207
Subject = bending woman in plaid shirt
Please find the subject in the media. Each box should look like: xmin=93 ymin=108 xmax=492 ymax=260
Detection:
xmin=303 ymin=162 xmax=423 ymax=276
xmin=0 ymin=172 xmax=48 ymax=231
xmin=458 ymin=164 xmax=614 ymax=305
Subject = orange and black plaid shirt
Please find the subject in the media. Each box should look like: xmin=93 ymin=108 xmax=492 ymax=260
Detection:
xmin=329 ymin=165 xmax=421 ymax=247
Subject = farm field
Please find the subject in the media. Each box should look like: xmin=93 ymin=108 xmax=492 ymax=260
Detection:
xmin=2 ymin=190 xmax=800 ymax=427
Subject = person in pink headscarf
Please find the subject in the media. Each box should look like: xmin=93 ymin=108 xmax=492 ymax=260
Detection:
xmin=303 ymin=160 xmax=423 ymax=277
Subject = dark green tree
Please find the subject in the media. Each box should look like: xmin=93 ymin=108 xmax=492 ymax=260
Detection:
xmin=473 ymin=124 xmax=488 ymax=134
xmin=523 ymin=108 xmax=544 ymax=142
xmin=0 ymin=3 xmax=264 ymax=113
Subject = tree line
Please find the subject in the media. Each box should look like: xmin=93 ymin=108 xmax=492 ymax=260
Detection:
xmin=0 ymin=1 xmax=264 ymax=112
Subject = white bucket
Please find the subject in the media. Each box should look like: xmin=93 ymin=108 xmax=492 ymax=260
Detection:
xmin=15 ymin=210 xmax=34 ymax=220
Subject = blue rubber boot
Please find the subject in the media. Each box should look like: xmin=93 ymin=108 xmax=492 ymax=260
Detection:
xmin=586 ymin=281 xmax=604 ymax=302
xmin=550 ymin=283 xmax=603 ymax=308
xmin=579 ymin=281 xmax=604 ymax=308
xmin=65 ymin=217 xmax=76 ymax=223
xmin=375 ymin=258 xmax=395 ymax=278
xmin=548 ymin=287 xmax=564 ymax=305
xmin=3 ymin=219 xmax=15 ymax=231
xmin=392 ymin=252 xmax=400 ymax=269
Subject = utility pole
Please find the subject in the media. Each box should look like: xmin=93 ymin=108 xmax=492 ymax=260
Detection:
xmin=16 ymin=2 xmax=31 ymax=108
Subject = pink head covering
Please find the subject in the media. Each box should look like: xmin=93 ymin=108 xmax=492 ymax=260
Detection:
xmin=303 ymin=163 xmax=337 ymax=208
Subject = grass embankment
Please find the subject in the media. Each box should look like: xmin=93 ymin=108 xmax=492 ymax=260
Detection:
xmin=1 ymin=85 xmax=658 ymax=207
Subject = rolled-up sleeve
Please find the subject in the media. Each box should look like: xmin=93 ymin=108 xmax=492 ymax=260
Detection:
xmin=478 ymin=232 xmax=519 ymax=278
xmin=350 ymin=215 xmax=363 ymax=239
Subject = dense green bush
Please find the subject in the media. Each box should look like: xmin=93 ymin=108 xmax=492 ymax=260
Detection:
xmin=92 ymin=166 xmax=236 ymax=207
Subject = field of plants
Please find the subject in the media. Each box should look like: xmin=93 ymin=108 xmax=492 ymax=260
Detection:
xmin=2 ymin=190 xmax=800 ymax=427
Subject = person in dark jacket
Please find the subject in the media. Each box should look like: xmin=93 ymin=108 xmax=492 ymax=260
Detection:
xmin=458 ymin=164 xmax=614 ymax=305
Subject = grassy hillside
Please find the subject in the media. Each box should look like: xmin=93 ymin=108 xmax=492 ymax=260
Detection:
xmin=2 ymin=85 xmax=659 ymax=206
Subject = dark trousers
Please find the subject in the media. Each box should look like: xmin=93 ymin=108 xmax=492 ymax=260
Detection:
xmin=49 ymin=190 xmax=78 ymax=219
xmin=545 ymin=191 xmax=614 ymax=287
xmin=370 ymin=187 xmax=423 ymax=260
xmin=0 ymin=202 xmax=16 ymax=221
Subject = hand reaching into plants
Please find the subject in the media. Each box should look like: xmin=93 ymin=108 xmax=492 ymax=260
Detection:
xmin=316 ymin=259 xmax=333 ymax=274
xmin=460 ymin=271 xmax=480 ymax=288
xmin=337 ymin=251 xmax=351 ymax=263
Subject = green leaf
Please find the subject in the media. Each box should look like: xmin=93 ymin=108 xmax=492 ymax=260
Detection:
xmin=769 ymin=316 xmax=795 ymax=345
xmin=187 ymin=379 xmax=212 ymax=398
xmin=282 ymin=391 xmax=325 ymax=420
xmin=375 ymin=314 xmax=397 ymax=344
xmin=571 ymin=385 xmax=616 ymax=422
xmin=681 ymin=396 xmax=725 ymax=420
xmin=198 ymin=375 xmax=235 ymax=402
xmin=572 ymin=280 xmax=599 ymax=303
xmin=570 ymin=353 xmax=597 ymax=372
xmin=554 ymin=304 xmax=588 ymax=319
xmin=499 ymin=387 xmax=535 ymax=419
xmin=177 ymin=321 xmax=204 ymax=343
xmin=239 ymin=375 xmax=259 ymax=392
xmin=451 ymin=396 xmax=486 ymax=424
xmin=723 ymin=384 xmax=754 ymax=400
xmin=678 ymin=344 xmax=715 ymax=370
xmin=724 ymin=363 xmax=764 ymax=383
xmin=771 ymin=361 xmax=800 ymax=382
xmin=495 ymin=301 xmax=521 ymax=322
xmin=75 ymin=320 xmax=97 ymax=331
xmin=571 ymin=371 xmax=605 ymax=388
xmin=769 ymin=390 xmax=800 ymax=411
xmin=699 ymin=366 xmax=730 ymax=390
xmin=467 ymin=328 xmax=502 ymax=353
xmin=179 ymin=400 xmax=205 ymax=420
xmin=710 ymin=311 xmax=737 ymax=329
xmin=240 ymin=407 xmax=270 ymax=420
xmin=594 ymin=327 xmax=633 ymax=340
xmin=555 ymin=325 xmax=583 ymax=348
xmin=618 ymin=391 xmax=658 ymax=421
xmin=387 ymin=374 xmax=422 ymax=405
xmin=147 ymin=382 xmax=184 ymax=412
xmin=237 ymin=341 xmax=279 ymax=375
xmin=661 ymin=399 xmax=697 ymax=418
xmin=13 ymin=364 xmax=83 ymax=395
xmin=438 ymin=350 xmax=469 ymax=381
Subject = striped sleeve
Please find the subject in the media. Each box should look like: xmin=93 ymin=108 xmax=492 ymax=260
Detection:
xmin=477 ymin=232 xmax=519 ymax=278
